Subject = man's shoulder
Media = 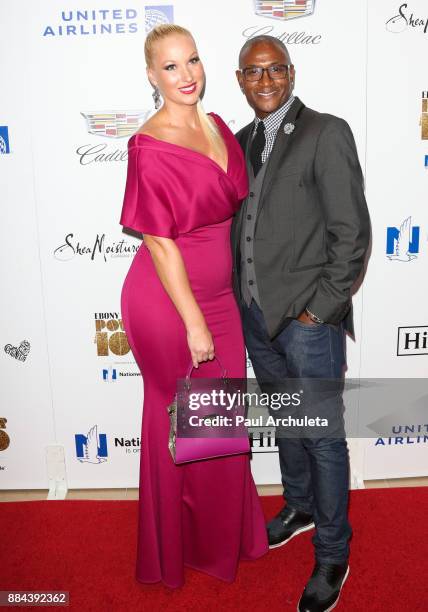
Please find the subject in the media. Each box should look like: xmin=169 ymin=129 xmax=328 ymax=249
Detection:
xmin=301 ymin=105 xmax=351 ymax=133
xmin=235 ymin=122 xmax=253 ymax=146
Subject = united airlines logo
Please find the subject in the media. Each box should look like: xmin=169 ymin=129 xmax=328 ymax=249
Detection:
xmin=145 ymin=5 xmax=174 ymax=32
xmin=75 ymin=425 xmax=108 ymax=463
xmin=42 ymin=6 xmax=173 ymax=37
xmin=386 ymin=217 xmax=420 ymax=262
xmin=254 ymin=0 xmax=316 ymax=20
xmin=81 ymin=111 xmax=148 ymax=139
xmin=0 ymin=126 xmax=10 ymax=154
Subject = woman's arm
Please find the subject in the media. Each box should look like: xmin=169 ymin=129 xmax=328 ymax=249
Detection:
xmin=143 ymin=234 xmax=214 ymax=368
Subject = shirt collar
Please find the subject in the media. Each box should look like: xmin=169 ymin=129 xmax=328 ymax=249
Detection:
xmin=253 ymin=95 xmax=296 ymax=133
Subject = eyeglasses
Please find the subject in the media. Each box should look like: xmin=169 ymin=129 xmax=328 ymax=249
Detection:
xmin=241 ymin=64 xmax=292 ymax=82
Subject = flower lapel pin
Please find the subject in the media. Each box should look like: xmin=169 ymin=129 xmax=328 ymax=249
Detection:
xmin=283 ymin=123 xmax=295 ymax=135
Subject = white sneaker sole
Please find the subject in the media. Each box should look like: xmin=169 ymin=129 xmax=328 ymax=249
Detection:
xmin=269 ymin=521 xmax=315 ymax=549
xmin=296 ymin=565 xmax=350 ymax=612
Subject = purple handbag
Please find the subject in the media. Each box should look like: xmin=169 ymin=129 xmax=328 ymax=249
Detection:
xmin=167 ymin=358 xmax=250 ymax=464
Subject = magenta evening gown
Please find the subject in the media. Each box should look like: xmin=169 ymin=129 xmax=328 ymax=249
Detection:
xmin=119 ymin=113 xmax=268 ymax=588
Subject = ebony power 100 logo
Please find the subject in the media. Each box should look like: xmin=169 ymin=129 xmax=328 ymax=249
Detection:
xmin=94 ymin=312 xmax=130 ymax=356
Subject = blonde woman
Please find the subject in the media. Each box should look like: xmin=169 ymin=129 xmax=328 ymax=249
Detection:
xmin=119 ymin=24 xmax=268 ymax=588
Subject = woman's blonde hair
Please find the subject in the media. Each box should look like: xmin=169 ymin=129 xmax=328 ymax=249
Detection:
xmin=144 ymin=24 xmax=224 ymax=159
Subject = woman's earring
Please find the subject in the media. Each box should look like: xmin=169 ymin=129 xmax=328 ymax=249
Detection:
xmin=152 ymin=86 xmax=161 ymax=109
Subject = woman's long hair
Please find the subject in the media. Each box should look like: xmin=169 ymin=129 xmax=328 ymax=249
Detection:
xmin=144 ymin=24 xmax=224 ymax=159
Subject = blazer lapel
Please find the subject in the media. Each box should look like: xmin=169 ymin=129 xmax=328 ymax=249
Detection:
xmin=257 ymin=97 xmax=305 ymax=214
xmin=235 ymin=122 xmax=254 ymax=228
xmin=232 ymin=122 xmax=254 ymax=268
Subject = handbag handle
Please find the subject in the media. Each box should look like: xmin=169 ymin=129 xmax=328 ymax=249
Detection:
xmin=185 ymin=356 xmax=227 ymax=384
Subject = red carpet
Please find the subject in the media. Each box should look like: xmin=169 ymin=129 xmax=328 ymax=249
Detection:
xmin=1 ymin=488 xmax=426 ymax=611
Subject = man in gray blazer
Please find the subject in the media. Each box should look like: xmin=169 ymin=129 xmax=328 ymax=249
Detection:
xmin=232 ymin=36 xmax=370 ymax=612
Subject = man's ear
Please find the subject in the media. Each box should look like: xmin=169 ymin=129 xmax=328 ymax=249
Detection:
xmin=289 ymin=65 xmax=296 ymax=87
xmin=235 ymin=69 xmax=244 ymax=92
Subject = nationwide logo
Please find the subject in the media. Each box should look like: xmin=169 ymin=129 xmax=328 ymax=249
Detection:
xmin=4 ymin=340 xmax=30 ymax=362
xmin=0 ymin=418 xmax=10 ymax=452
xmin=386 ymin=217 xmax=420 ymax=262
xmin=0 ymin=126 xmax=10 ymax=154
xmin=386 ymin=3 xmax=428 ymax=34
xmin=75 ymin=426 xmax=141 ymax=460
xmin=397 ymin=326 xmax=428 ymax=356
xmin=94 ymin=312 xmax=131 ymax=357
xmin=254 ymin=0 xmax=316 ymax=21
xmin=75 ymin=425 xmax=108 ymax=463
xmin=42 ymin=6 xmax=173 ymax=37
xmin=102 ymin=367 xmax=117 ymax=382
xmin=81 ymin=111 xmax=148 ymax=139
xmin=102 ymin=366 xmax=141 ymax=381
xmin=421 ymin=92 xmax=428 ymax=140
xmin=54 ymin=232 xmax=139 ymax=262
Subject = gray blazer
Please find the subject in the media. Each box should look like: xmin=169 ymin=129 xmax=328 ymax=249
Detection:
xmin=231 ymin=97 xmax=370 ymax=339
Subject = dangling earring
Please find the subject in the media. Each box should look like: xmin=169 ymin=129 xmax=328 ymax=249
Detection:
xmin=152 ymin=86 xmax=161 ymax=109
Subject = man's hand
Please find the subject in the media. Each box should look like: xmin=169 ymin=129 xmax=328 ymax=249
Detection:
xmin=297 ymin=310 xmax=317 ymax=325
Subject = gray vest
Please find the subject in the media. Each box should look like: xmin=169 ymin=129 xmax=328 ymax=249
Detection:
xmin=240 ymin=160 xmax=269 ymax=306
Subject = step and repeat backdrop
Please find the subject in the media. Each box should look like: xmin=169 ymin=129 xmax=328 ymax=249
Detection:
xmin=1 ymin=0 xmax=427 ymax=488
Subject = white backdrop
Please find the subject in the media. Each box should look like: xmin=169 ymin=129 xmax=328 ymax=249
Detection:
xmin=1 ymin=0 xmax=427 ymax=490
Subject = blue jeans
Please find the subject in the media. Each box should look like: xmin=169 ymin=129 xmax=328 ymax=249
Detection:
xmin=242 ymin=299 xmax=352 ymax=564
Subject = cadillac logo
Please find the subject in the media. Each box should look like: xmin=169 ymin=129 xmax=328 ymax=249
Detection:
xmin=81 ymin=110 xmax=149 ymax=138
xmin=254 ymin=0 xmax=316 ymax=20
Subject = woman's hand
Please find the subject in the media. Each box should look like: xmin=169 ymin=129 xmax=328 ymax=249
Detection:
xmin=187 ymin=325 xmax=215 ymax=368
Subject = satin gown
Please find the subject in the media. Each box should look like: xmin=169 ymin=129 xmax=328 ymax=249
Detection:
xmin=119 ymin=113 xmax=268 ymax=588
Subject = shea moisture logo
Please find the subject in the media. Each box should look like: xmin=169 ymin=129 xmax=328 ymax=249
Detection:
xmin=94 ymin=312 xmax=131 ymax=357
xmin=386 ymin=3 xmax=428 ymax=34
xmin=54 ymin=233 xmax=139 ymax=262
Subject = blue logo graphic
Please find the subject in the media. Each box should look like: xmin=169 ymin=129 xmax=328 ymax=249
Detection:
xmin=0 ymin=126 xmax=10 ymax=154
xmin=145 ymin=5 xmax=174 ymax=32
xmin=102 ymin=367 xmax=117 ymax=382
xmin=75 ymin=425 xmax=108 ymax=463
xmin=386 ymin=217 xmax=420 ymax=261
xmin=42 ymin=6 xmax=173 ymax=37
xmin=425 ymin=155 xmax=428 ymax=168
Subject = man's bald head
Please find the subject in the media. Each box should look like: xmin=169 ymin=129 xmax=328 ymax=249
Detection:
xmin=236 ymin=35 xmax=295 ymax=118
xmin=238 ymin=35 xmax=291 ymax=68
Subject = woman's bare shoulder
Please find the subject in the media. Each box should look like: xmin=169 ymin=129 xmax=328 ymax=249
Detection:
xmin=136 ymin=114 xmax=168 ymax=139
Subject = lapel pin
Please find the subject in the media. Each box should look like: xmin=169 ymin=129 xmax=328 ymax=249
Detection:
xmin=283 ymin=123 xmax=295 ymax=135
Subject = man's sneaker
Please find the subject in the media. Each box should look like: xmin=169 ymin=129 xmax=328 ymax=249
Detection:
xmin=297 ymin=562 xmax=349 ymax=612
xmin=267 ymin=505 xmax=315 ymax=548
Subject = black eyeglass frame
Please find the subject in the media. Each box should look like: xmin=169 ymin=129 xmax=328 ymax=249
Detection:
xmin=240 ymin=63 xmax=293 ymax=82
